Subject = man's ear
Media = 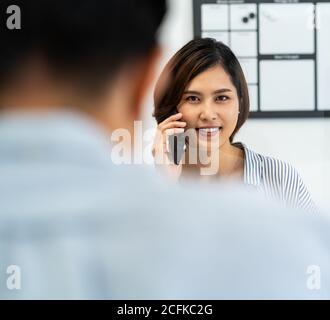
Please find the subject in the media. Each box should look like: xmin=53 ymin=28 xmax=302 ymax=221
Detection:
xmin=130 ymin=46 xmax=163 ymax=120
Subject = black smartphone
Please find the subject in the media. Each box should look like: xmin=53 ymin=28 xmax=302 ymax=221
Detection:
xmin=168 ymin=132 xmax=186 ymax=165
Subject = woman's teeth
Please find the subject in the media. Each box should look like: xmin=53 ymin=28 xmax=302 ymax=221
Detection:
xmin=198 ymin=127 xmax=221 ymax=138
xmin=199 ymin=128 xmax=219 ymax=133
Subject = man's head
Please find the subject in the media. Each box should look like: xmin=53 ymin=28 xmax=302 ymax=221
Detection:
xmin=0 ymin=0 xmax=167 ymax=132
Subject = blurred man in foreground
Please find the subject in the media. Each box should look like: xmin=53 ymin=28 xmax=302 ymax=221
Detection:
xmin=0 ymin=0 xmax=329 ymax=299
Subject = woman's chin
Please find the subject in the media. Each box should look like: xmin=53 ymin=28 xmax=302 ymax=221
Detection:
xmin=197 ymin=137 xmax=222 ymax=151
xmin=185 ymin=136 xmax=225 ymax=153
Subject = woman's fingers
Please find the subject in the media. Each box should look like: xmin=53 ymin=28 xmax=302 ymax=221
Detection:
xmin=164 ymin=128 xmax=185 ymax=136
xmin=152 ymin=127 xmax=185 ymax=157
xmin=153 ymin=113 xmax=186 ymax=161
xmin=160 ymin=121 xmax=186 ymax=132
xmin=158 ymin=113 xmax=183 ymax=128
xmin=164 ymin=128 xmax=185 ymax=154
xmin=153 ymin=114 xmax=185 ymax=179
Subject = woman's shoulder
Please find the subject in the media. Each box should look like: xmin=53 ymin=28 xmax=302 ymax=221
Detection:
xmin=239 ymin=143 xmax=301 ymax=184
xmin=237 ymin=142 xmax=317 ymax=213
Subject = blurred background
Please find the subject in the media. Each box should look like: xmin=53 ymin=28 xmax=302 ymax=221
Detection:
xmin=142 ymin=0 xmax=330 ymax=210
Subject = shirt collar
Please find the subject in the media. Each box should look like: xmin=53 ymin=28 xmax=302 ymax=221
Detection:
xmin=233 ymin=142 xmax=262 ymax=187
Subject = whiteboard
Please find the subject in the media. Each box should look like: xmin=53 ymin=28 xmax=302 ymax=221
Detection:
xmin=317 ymin=3 xmax=330 ymax=111
xmin=193 ymin=0 xmax=330 ymax=118
xmin=201 ymin=31 xmax=230 ymax=46
xmin=260 ymin=60 xmax=315 ymax=111
xmin=259 ymin=3 xmax=315 ymax=54
xmin=201 ymin=4 xmax=229 ymax=30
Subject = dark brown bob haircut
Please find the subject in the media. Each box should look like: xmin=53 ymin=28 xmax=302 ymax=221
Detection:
xmin=153 ymin=38 xmax=250 ymax=143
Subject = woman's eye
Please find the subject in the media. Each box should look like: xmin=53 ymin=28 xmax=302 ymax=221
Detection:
xmin=215 ymin=95 xmax=229 ymax=102
xmin=186 ymin=96 xmax=200 ymax=103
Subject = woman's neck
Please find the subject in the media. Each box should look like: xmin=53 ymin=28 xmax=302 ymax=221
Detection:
xmin=181 ymin=141 xmax=245 ymax=181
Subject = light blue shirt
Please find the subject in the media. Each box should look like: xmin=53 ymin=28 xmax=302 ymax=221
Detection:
xmin=0 ymin=111 xmax=329 ymax=299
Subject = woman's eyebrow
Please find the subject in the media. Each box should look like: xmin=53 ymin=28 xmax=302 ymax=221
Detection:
xmin=183 ymin=90 xmax=202 ymax=95
xmin=213 ymin=88 xmax=232 ymax=94
xmin=183 ymin=89 xmax=233 ymax=95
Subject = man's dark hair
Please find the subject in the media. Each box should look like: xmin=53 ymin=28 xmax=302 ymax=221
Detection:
xmin=0 ymin=0 xmax=167 ymax=89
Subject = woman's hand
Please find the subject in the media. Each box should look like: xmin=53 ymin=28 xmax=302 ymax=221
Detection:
xmin=152 ymin=113 xmax=187 ymax=181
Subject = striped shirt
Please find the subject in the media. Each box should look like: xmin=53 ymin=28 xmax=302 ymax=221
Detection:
xmin=235 ymin=142 xmax=317 ymax=214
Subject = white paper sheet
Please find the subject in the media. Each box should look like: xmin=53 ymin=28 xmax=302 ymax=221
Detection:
xmin=260 ymin=60 xmax=315 ymax=111
xmin=259 ymin=3 xmax=315 ymax=54
xmin=201 ymin=4 xmax=229 ymax=31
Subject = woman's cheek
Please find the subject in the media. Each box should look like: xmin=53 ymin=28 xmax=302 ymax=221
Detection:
xmin=223 ymin=105 xmax=239 ymax=124
xmin=178 ymin=104 xmax=190 ymax=120
xmin=221 ymin=111 xmax=235 ymax=127
xmin=222 ymin=112 xmax=239 ymax=137
xmin=180 ymin=108 xmax=197 ymax=127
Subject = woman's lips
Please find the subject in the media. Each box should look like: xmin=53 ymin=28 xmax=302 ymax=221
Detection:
xmin=196 ymin=127 xmax=222 ymax=139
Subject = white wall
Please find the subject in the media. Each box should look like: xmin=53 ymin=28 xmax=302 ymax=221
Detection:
xmin=142 ymin=0 xmax=330 ymax=210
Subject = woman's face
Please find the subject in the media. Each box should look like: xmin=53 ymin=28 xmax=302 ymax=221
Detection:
xmin=177 ymin=65 xmax=240 ymax=151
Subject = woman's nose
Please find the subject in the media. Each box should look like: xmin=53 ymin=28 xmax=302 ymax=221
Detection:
xmin=199 ymin=104 xmax=218 ymax=121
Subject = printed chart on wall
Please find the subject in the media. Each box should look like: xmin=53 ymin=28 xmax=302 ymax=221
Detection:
xmin=193 ymin=0 xmax=330 ymax=118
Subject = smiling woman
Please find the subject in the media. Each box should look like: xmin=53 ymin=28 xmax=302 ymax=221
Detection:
xmin=152 ymin=38 xmax=317 ymax=213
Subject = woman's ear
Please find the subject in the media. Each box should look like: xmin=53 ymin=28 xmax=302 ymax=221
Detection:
xmin=238 ymin=97 xmax=244 ymax=115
